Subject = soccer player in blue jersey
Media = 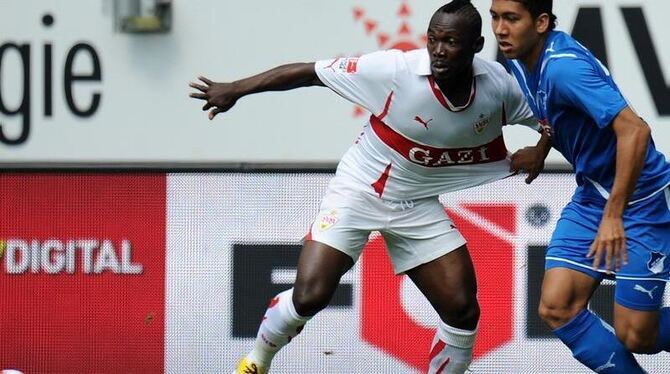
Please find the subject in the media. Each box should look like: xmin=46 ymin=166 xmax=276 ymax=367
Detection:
xmin=490 ymin=0 xmax=670 ymax=372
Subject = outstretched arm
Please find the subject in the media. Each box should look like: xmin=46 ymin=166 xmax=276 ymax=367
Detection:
xmin=189 ymin=63 xmax=324 ymax=120
xmin=587 ymin=107 xmax=651 ymax=272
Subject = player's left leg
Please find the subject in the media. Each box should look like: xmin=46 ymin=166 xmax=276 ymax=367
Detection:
xmin=383 ymin=196 xmax=475 ymax=374
xmin=405 ymin=245 xmax=479 ymax=374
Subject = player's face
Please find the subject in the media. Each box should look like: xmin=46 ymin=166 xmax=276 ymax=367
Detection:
xmin=490 ymin=0 xmax=542 ymax=60
xmin=427 ymin=12 xmax=482 ymax=81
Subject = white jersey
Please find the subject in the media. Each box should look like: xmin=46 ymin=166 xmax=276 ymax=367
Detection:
xmin=315 ymin=49 xmax=538 ymax=201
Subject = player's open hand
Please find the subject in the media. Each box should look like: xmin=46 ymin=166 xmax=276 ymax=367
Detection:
xmin=189 ymin=76 xmax=239 ymax=120
xmin=587 ymin=216 xmax=628 ymax=273
xmin=510 ymin=146 xmax=545 ymax=184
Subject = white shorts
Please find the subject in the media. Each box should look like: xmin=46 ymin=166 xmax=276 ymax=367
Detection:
xmin=308 ymin=178 xmax=466 ymax=274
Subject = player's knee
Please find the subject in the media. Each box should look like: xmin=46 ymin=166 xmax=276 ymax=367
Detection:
xmin=292 ymin=279 xmax=335 ymax=316
xmin=617 ymin=326 xmax=657 ymax=353
xmin=538 ymin=300 xmax=578 ymax=329
xmin=439 ymin=295 xmax=480 ymax=330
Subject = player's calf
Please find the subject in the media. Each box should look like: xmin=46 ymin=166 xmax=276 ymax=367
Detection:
xmin=240 ymin=288 xmax=311 ymax=371
xmin=551 ymin=309 xmax=646 ymax=373
xmin=426 ymin=292 xmax=479 ymax=373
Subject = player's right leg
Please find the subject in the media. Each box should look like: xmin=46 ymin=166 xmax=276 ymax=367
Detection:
xmin=235 ymin=180 xmax=373 ymax=373
xmin=610 ymin=187 xmax=670 ymax=355
xmin=235 ymin=240 xmax=354 ymax=374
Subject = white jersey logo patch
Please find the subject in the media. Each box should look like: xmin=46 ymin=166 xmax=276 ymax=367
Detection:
xmin=319 ymin=210 xmax=339 ymax=231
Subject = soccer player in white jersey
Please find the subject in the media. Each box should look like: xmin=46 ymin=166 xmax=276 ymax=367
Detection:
xmin=189 ymin=1 xmax=543 ymax=373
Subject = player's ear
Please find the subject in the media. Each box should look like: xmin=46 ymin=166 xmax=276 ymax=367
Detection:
xmin=473 ymin=36 xmax=484 ymax=54
xmin=535 ymin=13 xmax=550 ymax=34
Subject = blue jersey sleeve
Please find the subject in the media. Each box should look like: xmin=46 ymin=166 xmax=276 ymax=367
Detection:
xmin=548 ymin=58 xmax=628 ymax=128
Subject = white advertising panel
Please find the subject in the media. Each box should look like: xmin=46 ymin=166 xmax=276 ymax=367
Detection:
xmin=166 ymin=173 xmax=670 ymax=373
xmin=0 ymin=1 xmax=668 ymax=164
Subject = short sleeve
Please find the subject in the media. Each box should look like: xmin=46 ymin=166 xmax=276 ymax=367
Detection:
xmin=548 ymin=58 xmax=628 ymax=128
xmin=503 ymin=71 xmax=541 ymax=131
xmin=315 ymin=50 xmax=398 ymax=116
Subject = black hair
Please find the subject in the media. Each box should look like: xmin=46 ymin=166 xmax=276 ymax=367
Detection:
xmin=435 ymin=0 xmax=482 ymax=38
xmin=512 ymin=0 xmax=557 ymax=31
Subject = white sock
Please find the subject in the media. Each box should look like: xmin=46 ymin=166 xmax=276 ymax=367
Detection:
xmin=428 ymin=321 xmax=477 ymax=374
xmin=246 ymin=288 xmax=311 ymax=367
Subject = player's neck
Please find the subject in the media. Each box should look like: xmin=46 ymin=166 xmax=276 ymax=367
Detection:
xmin=434 ymin=66 xmax=474 ymax=106
xmin=520 ymin=34 xmax=549 ymax=72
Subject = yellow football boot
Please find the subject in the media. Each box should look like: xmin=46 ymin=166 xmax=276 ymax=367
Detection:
xmin=233 ymin=357 xmax=268 ymax=374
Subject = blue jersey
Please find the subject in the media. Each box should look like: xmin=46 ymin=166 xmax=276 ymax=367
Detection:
xmin=507 ymin=31 xmax=670 ymax=204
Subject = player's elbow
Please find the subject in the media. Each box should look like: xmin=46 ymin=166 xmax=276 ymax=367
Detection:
xmin=613 ymin=109 xmax=651 ymax=142
xmin=630 ymin=118 xmax=651 ymax=140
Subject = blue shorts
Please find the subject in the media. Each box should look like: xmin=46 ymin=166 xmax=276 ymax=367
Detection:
xmin=546 ymin=187 xmax=670 ymax=311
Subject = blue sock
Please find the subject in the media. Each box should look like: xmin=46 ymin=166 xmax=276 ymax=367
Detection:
xmin=553 ymin=309 xmax=645 ymax=374
xmin=653 ymin=307 xmax=670 ymax=353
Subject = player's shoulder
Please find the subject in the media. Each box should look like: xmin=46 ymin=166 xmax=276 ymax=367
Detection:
xmin=473 ymin=56 xmax=515 ymax=93
xmin=364 ymin=48 xmax=415 ymax=69
xmin=542 ymin=31 xmax=595 ymax=77
xmin=542 ymin=54 xmax=594 ymax=88
xmin=398 ymin=48 xmax=427 ymax=68
xmin=401 ymin=48 xmax=427 ymax=60
xmin=474 ymin=56 xmax=509 ymax=77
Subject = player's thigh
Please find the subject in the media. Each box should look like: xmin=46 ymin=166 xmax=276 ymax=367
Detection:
xmin=405 ymin=244 xmax=477 ymax=307
xmin=295 ymin=240 xmax=355 ymax=289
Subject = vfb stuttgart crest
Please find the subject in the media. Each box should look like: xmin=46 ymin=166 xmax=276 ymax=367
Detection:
xmin=473 ymin=113 xmax=489 ymax=134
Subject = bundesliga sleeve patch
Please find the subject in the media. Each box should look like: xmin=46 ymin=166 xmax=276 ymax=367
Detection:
xmin=338 ymin=57 xmax=359 ymax=73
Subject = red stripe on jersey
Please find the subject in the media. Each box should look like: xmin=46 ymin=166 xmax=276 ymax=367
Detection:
xmin=429 ymin=339 xmax=446 ymax=362
xmin=370 ymin=115 xmax=507 ymax=167
xmin=378 ymin=91 xmax=394 ymax=120
xmin=436 ymin=357 xmax=451 ymax=374
xmin=304 ymin=222 xmax=313 ymax=242
xmin=428 ymin=76 xmax=476 ymax=112
xmin=371 ymin=163 xmax=392 ymax=197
